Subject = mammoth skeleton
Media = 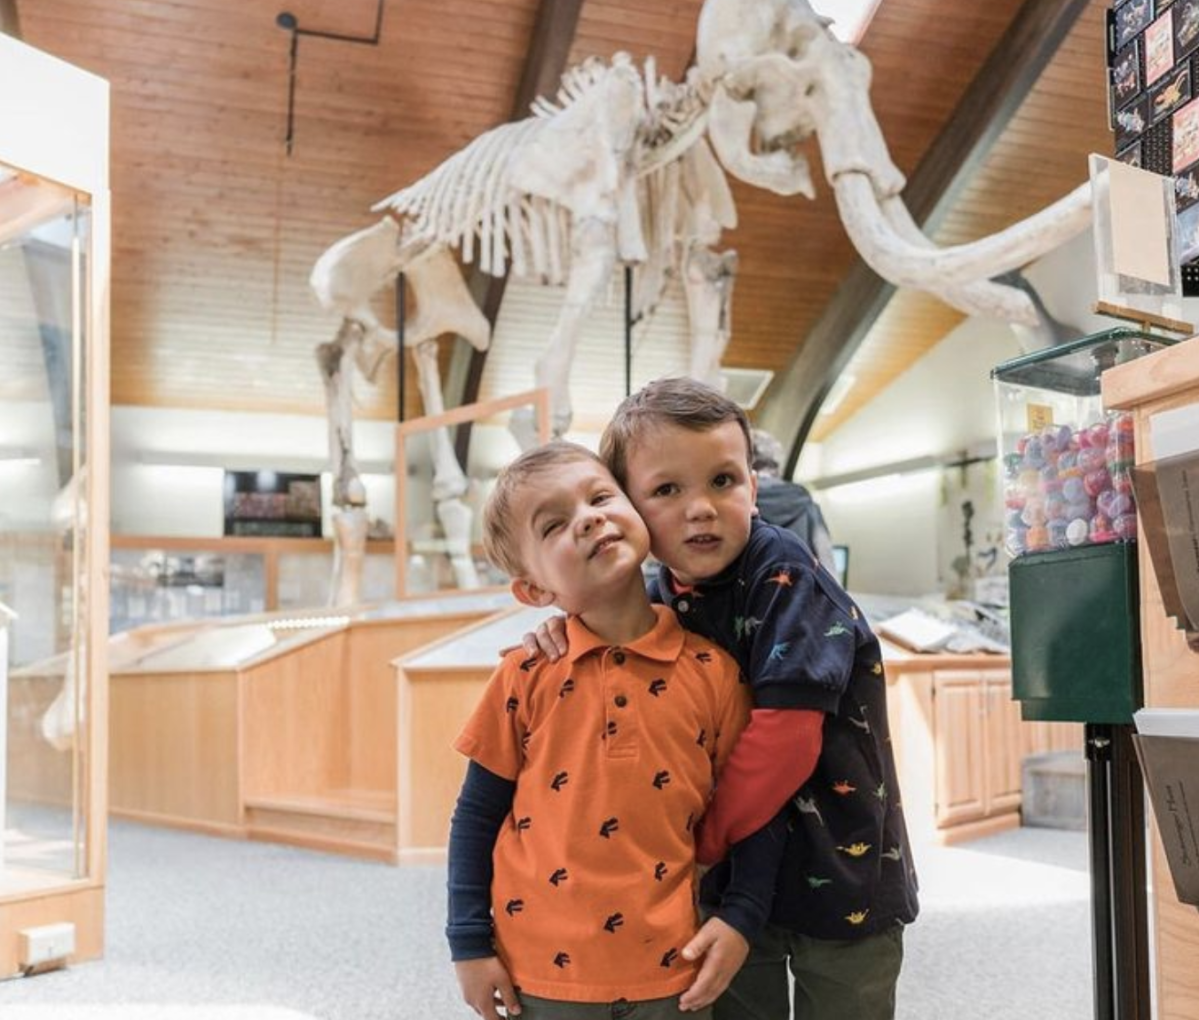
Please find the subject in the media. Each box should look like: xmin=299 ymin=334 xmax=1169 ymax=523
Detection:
xmin=311 ymin=0 xmax=1092 ymax=605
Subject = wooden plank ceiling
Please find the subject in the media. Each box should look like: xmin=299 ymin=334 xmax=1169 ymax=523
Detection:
xmin=14 ymin=0 xmax=1113 ymax=436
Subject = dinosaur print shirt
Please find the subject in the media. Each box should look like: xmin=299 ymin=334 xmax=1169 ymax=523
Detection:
xmin=651 ymin=519 xmax=920 ymax=940
xmin=454 ymin=605 xmax=750 ymax=1003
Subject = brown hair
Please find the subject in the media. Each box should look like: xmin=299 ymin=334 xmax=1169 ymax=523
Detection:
xmin=600 ymin=377 xmax=753 ymax=487
xmin=482 ymin=440 xmax=606 ymax=577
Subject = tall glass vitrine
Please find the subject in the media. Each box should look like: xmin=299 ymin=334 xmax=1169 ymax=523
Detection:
xmin=0 ymin=34 xmax=110 ymax=977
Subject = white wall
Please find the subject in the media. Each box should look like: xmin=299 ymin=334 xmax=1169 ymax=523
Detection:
xmin=110 ymin=406 xmax=396 ymax=537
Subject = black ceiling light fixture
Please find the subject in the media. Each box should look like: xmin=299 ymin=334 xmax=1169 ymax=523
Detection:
xmin=276 ymin=1 xmax=386 ymax=156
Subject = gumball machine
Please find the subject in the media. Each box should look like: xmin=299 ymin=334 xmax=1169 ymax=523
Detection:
xmin=993 ymin=327 xmax=1172 ymax=722
xmin=993 ymin=326 xmax=1177 ymax=1020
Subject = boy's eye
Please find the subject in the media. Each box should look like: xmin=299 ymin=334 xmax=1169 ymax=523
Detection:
xmin=651 ymin=483 xmax=678 ymax=498
xmin=713 ymin=473 xmax=735 ymax=489
xmin=591 ymin=491 xmax=612 ymax=505
xmin=540 ymin=520 xmax=562 ymax=537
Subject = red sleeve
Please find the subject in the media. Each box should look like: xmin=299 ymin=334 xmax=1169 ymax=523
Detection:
xmin=696 ymin=707 xmax=823 ymax=866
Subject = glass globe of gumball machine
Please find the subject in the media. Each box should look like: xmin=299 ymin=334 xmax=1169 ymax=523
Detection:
xmin=993 ymin=326 xmax=1178 ymax=1020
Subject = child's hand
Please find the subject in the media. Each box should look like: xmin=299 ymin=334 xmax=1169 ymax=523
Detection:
xmin=519 ymin=614 xmax=569 ymax=662
xmin=677 ymin=917 xmax=749 ymax=1012
xmin=454 ymin=956 xmax=521 ymax=1018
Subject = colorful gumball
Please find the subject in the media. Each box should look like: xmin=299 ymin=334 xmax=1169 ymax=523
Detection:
xmin=1064 ymin=499 xmax=1093 ymax=522
xmin=1089 ymin=513 xmax=1115 ymax=543
xmin=1066 ymin=519 xmax=1089 ymax=546
xmin=1062 ymin=477 xmax=1086 ymax=504
xmin=1021 ymin=500 xmax=1047 ymax=527
xmin=1083 ymin=468 xmax=1111 ymax=498
xmin=1113 ymin=513 xmax=1138 ymax=541
xmin=1047 ymin=518 xmax=1068 ymax=548
xmin=1085 ymin=421 xmax=1110 ymax=450
xmin=1079 ymin=446 xmax=1107 ymax=473
xmin=1026 ymin=524 xmax=1050 ymax=551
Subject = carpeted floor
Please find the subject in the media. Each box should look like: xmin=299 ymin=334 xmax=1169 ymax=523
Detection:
xmin=0 ymin=819 xmax=1093 ymax=1019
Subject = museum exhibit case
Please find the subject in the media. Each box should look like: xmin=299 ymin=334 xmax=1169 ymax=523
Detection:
xmin=391 ymin=603 xmax=555 ymax=860
xmin=0 ymin=36 xmax=111 ymax=977
xmin=108 ymin=534 xmax=395 ymax=632
xmin=13 ymin=591 xmax=514 ymax=863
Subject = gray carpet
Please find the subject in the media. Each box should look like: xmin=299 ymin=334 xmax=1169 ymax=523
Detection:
xmin=0 ymin=820 xmax=1093 ymax=1019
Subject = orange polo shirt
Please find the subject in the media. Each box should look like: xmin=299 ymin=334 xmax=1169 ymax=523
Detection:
xmin=455 ymin=604 xmax=749 ymax=1003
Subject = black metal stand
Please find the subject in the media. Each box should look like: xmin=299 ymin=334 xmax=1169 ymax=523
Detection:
xmin=1085 ymin=723 xmax=1150 ymax=1020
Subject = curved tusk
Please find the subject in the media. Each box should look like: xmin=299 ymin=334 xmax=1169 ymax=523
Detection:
xmin=877 ymin=194 xmax=1038 ymax=324
xmin=707 ymin=85 xmax=816 ymax=198
xmin=834 ymin=173 xmax=1092 ymax=292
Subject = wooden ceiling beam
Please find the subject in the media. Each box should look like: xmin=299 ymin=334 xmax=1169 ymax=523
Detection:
xmin=446 ymin=0 xmax=584 ymax=458
xmin=0 ymin=0 xmax=21 ymax=38
xmin=755 ymin=0 xmax=1093 ymax=475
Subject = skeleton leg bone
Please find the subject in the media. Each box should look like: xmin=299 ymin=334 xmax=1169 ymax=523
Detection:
xmin=683 ymin=244 xmax=738 ymax=387
xmin=318 ymin=320 xmax=372 ymax=606
xmin=511 ymin=216 xmax=619 ymax=449
xmin=411 ymin=339 xmax=480 ymax=589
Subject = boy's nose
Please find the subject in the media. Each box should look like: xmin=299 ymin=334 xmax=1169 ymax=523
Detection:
xmin=686 ymin=497 xmax=716 ymax=520
xmin=577 ymin=507 xmax=605 ymax=533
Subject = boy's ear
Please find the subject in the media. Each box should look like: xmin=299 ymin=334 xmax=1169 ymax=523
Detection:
xmin=511 ymin=577 xmax=556 ymax=608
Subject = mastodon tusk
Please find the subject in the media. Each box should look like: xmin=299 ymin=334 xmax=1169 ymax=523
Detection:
xmin=834 ymin=173 xmax=1092 ymax=297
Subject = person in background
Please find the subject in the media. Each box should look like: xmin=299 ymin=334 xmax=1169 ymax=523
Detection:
xmin=750 ymin=428 xmax=839 ymax=579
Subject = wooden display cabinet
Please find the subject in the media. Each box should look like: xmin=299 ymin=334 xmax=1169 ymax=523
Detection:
xmin=883 ymin=643 xmax=1081 ymax=843
xmin=1104 ymin=335 xmax=1199 ymax=1020
xmin=0 ymin=36 xmax=111 ymax=979
xmin=11 ymin=593 xmax=515 ymax=863
xmin=390 ymin=628 xmax=1084 ymax=860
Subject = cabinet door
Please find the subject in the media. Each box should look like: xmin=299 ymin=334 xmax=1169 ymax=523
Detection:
xmin=983 ymin=675 xmax=1023 ymax=814
xmin=932 ymin=671 xmax=987 ymax=827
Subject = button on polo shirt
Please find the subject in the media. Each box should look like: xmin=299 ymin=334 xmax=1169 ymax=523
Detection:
xmin=455 ymin=605 xmax=750 ymax=1003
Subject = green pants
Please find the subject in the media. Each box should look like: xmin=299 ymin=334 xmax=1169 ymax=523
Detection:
xmin=713 ymin=923 xmax=904 ymax=1020
xmin=517 ymin=993 xmax=712 ymax=1019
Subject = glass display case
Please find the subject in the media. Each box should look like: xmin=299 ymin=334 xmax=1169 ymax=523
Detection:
xmin=993 ymin=329 xmax=1174 ymax=557
xmin=108 ymin=536 xmax=396 ymax=632
xmin=0 ymin=36 xmax=110 ymax=976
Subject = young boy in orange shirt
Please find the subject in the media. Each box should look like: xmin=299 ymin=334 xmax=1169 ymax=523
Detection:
xmin=447 ymin=441 xmax=784 ymax=1020
xmin=529 ymin=380 xmax=920 ymax=1020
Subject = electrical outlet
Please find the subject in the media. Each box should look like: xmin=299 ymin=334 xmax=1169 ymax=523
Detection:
xmin=18 ymin=922 xmax=75 ymax=969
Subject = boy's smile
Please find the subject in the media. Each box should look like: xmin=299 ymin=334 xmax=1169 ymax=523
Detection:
xmin=624 ymin=421 xmax=758 ymax=586
xmin=511 ymin=458 xmax=651 ymax=615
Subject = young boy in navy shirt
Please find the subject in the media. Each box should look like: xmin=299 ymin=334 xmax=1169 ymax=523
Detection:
xmin=531 ymin=380 xmax=919 ymax=1020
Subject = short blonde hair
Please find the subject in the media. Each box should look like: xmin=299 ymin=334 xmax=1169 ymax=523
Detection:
xmin=482 ymin=441 xmax=606 ymax=578
xmin=600 ymin=377 xmax=753 ymax=488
